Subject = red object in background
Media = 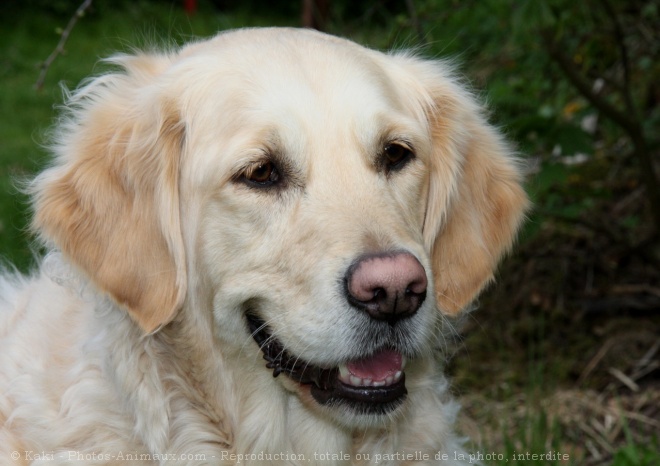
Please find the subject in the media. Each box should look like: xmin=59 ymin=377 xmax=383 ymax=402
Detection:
xmin=184 ymin=0 xmax=197 ymax=15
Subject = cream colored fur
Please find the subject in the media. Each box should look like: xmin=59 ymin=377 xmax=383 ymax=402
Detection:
xmin=0 ymin=28 xmax=528 ymax=465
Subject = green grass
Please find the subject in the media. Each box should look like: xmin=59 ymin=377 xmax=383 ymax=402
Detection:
xmin=612 ymin=442 xmax=660 ymax=466
xmin=500 ymin=412 xmax=564 ymax=466
xmin=612 ymin=421 xmax=660 ymax=466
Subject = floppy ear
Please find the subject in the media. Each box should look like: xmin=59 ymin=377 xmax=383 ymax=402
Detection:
xmin=415 ymin=63 xmax=529 ymax=315
xmin=31 ymin=54 xmax=187 ymax=333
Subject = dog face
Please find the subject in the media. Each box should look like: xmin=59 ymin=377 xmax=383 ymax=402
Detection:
xmin=31 ymin=29 xmax=528 ymax=427
xmin=191 ymin=32 xmax=441 ymax=422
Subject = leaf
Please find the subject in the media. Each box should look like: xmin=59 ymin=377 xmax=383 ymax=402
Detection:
xmin=531 ymin=162 xmax=571 ymax=197
xmin=551 ymin=123 xmax=594 ymax=156
xmin=514 ymin=0 xmax=556 ymax=35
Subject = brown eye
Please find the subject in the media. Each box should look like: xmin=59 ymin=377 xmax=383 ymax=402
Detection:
xmin=383 ymin=143 xmax=414 ymax=171
xmin=245 ymin=161 xmax=280 ymax=186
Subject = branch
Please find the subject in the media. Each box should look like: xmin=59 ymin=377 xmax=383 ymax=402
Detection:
xmin=542 ymin=32 xmax=640 ymax=139
xmin=600 ymin=0 xmax=636 ymax=116
xmin=35 ymin=0 xmax=93 ymax=91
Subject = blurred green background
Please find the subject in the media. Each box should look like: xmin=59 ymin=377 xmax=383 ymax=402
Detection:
xmin=1 ymin=0 xmax=658 ymax=464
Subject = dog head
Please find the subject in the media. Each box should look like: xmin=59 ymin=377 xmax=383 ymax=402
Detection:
xmin=32 ymin=28 xmax=528 ymax=426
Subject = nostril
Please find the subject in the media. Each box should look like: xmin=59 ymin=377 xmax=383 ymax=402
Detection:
xmin=345 ymin=251 xmax=427 ymax=322
xmin=372 ymin=287 xmax=386 ymax=302
xmin=406 ymin=277 xmax=427 ymax=296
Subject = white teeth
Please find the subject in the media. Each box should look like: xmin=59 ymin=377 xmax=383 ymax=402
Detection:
xmin=349 ymin=375 xmax=363 ymax=386
xmin=401 ymin=356 xmax=407 ymax=369
xmin=337 ymin=365 xmax=405 ymax=388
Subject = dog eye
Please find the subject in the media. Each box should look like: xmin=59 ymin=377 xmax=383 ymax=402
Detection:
xmin=383 ymin=143 xmax=414 ymax=171
xmin=244 ymin=161 xmax=280 ymax=187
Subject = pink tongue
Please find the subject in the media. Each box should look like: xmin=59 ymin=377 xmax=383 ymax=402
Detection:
xmin=347 ymin=349 xmax=403 ymax=381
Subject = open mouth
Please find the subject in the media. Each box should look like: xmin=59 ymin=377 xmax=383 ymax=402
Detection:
xmin=246 ymin=313 xmax=407 ymax=414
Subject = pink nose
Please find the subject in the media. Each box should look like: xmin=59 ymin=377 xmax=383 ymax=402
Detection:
xmin=345 ymin=252 xmax=427 ymax=322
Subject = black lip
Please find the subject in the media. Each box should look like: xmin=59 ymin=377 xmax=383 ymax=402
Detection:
xmin=246 ymin=312 xmax=407 ymax=412
xmin=311 ymin=373 xmax=407 ymax=415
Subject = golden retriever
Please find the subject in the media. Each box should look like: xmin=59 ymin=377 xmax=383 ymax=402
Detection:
xmin=0 ymin=28 xmax=528 ymax=465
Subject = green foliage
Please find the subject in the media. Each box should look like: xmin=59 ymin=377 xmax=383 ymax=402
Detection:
xmin=612 ymin=423 xmax=660 ymax=466
xmin=612 ymin=442 xmax=660 ymax=466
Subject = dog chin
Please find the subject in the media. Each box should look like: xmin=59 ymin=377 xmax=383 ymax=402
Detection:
xmin=302 ymin=383 xmax=409 ymax=429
